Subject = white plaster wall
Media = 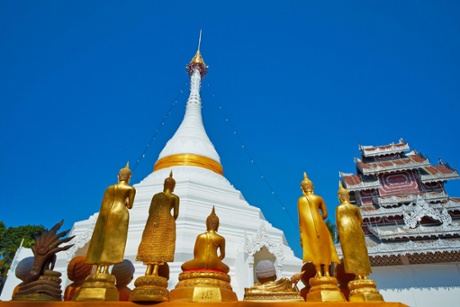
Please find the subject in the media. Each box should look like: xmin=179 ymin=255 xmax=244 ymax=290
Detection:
xmin=372 ymin=263 xmax=460 ymax=307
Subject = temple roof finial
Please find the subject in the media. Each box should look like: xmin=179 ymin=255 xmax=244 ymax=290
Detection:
xmin=186 ymin=30 xmax=208 ymax=77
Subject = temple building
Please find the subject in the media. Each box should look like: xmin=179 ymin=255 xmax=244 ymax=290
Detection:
xmin=0 ymin=46 xmax=301 ymax=300
xmin=339 ymin=138 xmax=460 ymax=306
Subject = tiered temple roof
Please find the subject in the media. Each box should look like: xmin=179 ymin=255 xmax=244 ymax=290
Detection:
xmin=355 ymin=152 xmax=430 ymax=175
xmin=359 ymin=138 xmax=410 ymax=157
xmin=339 ymin=139 xmax=460 ymax=266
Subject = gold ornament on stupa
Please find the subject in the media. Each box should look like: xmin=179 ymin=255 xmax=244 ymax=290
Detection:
xmin=186 ymin=30 xmax=208 ymax=78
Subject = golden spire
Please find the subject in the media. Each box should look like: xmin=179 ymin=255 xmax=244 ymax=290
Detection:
xmin=186 ymin=30 xmax=208 ymax=77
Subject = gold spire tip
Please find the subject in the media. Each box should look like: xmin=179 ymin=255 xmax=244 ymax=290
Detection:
xmin=186 ymin=30 xmax=208 ymax=77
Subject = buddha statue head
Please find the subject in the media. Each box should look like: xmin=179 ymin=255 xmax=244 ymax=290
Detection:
xmin=118 ymin=162 xmax=132 ymax=182
xmin=15 ymin=257 xmax=34 ymax=282
xmin=164 ymin=171 xmax=176 ymax=192
xmin=111 ymin=259 xmax=135 ymax=287
xmin=300 ymin=172 xmax=313 ymax=193
xmin=67 ymin=256 xmax=93 ymax=283
xmin=255 ymin=260 xmax=277 ymax=284
xmin=337 ymin=182 xmax=350 ymax=203
xmin=206 ymin=206 xmax=219 ymax=231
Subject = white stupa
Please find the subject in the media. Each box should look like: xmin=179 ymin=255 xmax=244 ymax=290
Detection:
xmin=37 ymin=43 xmax=301 ymax=299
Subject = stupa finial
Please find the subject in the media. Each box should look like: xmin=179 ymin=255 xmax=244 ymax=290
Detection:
xmin=197 ymin=29 xmax=202 ymax=51
xmin=186 ymin=30 xmax=208 ymax=77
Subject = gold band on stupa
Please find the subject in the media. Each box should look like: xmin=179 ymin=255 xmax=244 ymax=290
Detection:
xmin=154 ymin=154 xmax=223 ymax=175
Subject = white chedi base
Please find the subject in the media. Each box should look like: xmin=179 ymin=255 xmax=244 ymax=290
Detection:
xmin=60 ymin=166 xmax=302 ymax=299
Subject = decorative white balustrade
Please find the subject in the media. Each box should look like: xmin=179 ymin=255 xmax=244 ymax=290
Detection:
xmin=374 ymin=191 xmax=448 ymax=207
xmin=337 ymin=239 xmax=460 ymax=257
xmin=367 ymin=223 xmax=460 ymax=240
xmin=420 ymin=171 xmax=460 ymax=183
xmin=360 ymin=142 xmax=410 ymax=157
xmin=356 ymin=157 xmax=430 ymax=175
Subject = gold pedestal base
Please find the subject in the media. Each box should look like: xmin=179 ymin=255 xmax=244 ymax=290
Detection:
xmin=243 ymin=291 xmax=304 ymax=302
xmin=307 ymin=276 xmax=346 ymax=302
xmin=129 ymin=274 xmax=169 ymax=302
xmin=170 ymin=271 xmax=237 ymax=302
xmin=73 ymin=273 xmax=119 ymax=302
xmin=348 ymin=278 xmax=385 ymax=302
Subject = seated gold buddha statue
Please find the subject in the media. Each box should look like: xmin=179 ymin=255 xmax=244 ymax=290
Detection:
xmin=244 ymin=260 xmax=303 ymax=302
xmin=170 ymin=207 xmax=237 ymax=302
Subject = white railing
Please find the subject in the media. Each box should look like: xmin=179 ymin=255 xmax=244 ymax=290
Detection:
xmin=361 ymin=204 xmax=412 ymax=218
xmin=357 ymin=158 xmax=431 ymax=175
xmin=420 ymin=172 xmax=460 ymax=183
xmin=335 ymin=239 xmax=460 ymax=257
xmin=375 ymin=192 xmax=448 ymax=207
xmin=360 ymin=142 xmax=410 ymax=157
xmin=345 ymin=180 xmax=381 ymax=191
xmin=367 ymin=224 xmax=460 ymax=241
xmin=362 ymin=199 xmax=460 ymax=219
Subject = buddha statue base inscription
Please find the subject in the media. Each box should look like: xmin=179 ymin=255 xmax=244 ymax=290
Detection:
xmin=306 ymin=276 xmax=346 ymax=302
xmin=170 ymin=270 xmax=237 ymax=302
xmin=72 ymin=273 xmax=119 ymax=302
xmin=129 ymin=274 xmax=169 ymax=302
xmin=348 ymin=278 xmax=384 ymax=302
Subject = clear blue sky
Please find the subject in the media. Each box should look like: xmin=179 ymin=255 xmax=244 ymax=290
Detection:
xmin=1 ymin=1 xmax=459 ymax=258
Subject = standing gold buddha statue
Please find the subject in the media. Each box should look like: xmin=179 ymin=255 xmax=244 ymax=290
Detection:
xmin=73 ymin=163 xmax=136 ymax=302
xmin=336 ymin=182 xmax=384 ymax=302
xmin=130 ymin=171 xmax=179 ymax=302
xmin=297 ymin=172 xmax=345 ymax=302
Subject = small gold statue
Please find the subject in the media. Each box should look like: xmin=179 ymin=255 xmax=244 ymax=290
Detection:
xmin=336 ymin=182 xmax=384 ymax=302
xmin=73 ymin=163 xmax=136 ymax=302
xmin=130 ymin=171 xmax=179 ymax=302
xmin=244 ymin=260 xmax=303 ymax=302
xmin=297 ymin=172 xmax=345 ymax=302
xmin=170 ymin=207 xmax=237 ymax=302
